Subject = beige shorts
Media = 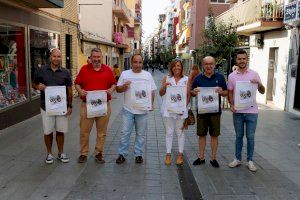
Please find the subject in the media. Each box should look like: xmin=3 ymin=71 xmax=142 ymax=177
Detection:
xmin=40 ymin=109 xmax=68 ymax=135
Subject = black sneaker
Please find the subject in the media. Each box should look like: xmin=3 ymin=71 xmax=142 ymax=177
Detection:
xmin=135 ymin=156 xmax=143 ymax=164
xmin=193 ymin=158 xmax=205 ymax=165
xmin=116 ymin=155 xmax=126 ymax=164
xmin=210 ymin=160 xmax=220 ymax=168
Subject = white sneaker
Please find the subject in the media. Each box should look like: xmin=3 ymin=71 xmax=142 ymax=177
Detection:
xmin=228 ymin=158 xmax=241 ymax=168
xmin=298 ymin=143 xmax=300 ymax=148
xmin=57 ymin=153 xmax=70 ymax=163
xmin=247 ymin=161 xmax=257 ymax=172
xmin=45 ymin=154 xmax=54 ymax=164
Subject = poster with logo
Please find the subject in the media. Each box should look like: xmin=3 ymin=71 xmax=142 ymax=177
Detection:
xmin=166 ymin=85 xmax=186 ymax=114
xmin=235 ymin=81 xmax=256 ymax=110
xmin=197 ymin=87 xmax=219 ymax=114
xmin=130 ymin=80 xmax=152 ymax=110
xmin=45 ymin=86 xmax=67 ymax=116
xmin=86 ymin=90 xmax=107 ymax=118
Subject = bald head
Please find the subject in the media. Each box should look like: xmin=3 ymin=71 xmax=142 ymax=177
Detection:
xmin=202 ymin=56 xmax=215 ymax=65
xmin=202 ymin=56 xmax=216 ymax=76
xmin=50 ymin=48 xmax=62 ymax=67
xmin=50 ymin=48 xmax=61 ymax=56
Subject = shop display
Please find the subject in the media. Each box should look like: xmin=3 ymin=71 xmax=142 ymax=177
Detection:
xmin=0 ymin=24 xmax=27 ymax=111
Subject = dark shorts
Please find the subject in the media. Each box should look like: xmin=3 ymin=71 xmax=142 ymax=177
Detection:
xmin=196 ymin=114 xmax=221 ymax=137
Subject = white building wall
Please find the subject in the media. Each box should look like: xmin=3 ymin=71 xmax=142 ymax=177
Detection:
xmin=286 ymin=28 xmax=300 ymax=116
xmin=78 ymin=0 xmax=112 ymax=42
xmin=249 ymin=30 xmax=290 ymax=110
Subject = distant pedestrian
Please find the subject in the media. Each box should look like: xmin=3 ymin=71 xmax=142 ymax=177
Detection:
xmin=159 ymin=59 xmax=190 ymax=165
xmin=188 ymin=64 xmax=201 ymax=110
xmin=115 ymin=54 xmax=157 ymax=164
xmin=75 ymin=48 xmax=116 ymax=164
xmin=227 ymin=49 xmax=265 ymax=172
xmin=34 ymin=48 xmax=72 ymax=164
xmin=113 ymin=64 xmax=121 ymax=81
xmin=87 ymin=56 xmax=91 ymax=64
xmin=189 ymin=64 xmax=201 ymax=87
xmin=191 ymin=56 xmax=228 ymax=168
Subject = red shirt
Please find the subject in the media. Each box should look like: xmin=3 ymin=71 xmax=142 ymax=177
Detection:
xmin=74 ymin=63 xmax=116 ymax=101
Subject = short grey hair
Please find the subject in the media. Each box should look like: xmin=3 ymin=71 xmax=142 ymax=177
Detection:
xmin=90 ymin=47 xmax=102 ymax=56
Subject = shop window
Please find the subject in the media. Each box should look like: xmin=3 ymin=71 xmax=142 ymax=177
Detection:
xmin=29 ymin=29 xmax=60 ymax=97
xmin=0 ymin=24 xmax=27 ymax=111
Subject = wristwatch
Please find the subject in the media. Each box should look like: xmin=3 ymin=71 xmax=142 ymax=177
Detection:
xmin=68 ymin=105 xmax=72 ymax=108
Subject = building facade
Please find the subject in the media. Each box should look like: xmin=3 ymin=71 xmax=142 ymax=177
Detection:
xmin=78 ymin=0 xmax=114 ymax=70
xmin=0 ymin=0 xmax=79 ymax=129
xmin=216 ymin=0 xmax=300 ymax=115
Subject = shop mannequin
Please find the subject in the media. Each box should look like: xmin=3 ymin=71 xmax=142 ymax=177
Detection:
xmin=8 ymin=41 xmax=17 ymax=54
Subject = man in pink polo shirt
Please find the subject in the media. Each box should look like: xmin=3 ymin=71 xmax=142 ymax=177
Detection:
xmin=227 ymin=50 xmax=265 ymax=172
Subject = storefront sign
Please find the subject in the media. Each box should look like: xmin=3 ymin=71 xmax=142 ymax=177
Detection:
xmin=284 ymin=2 xmax=298 ymax=23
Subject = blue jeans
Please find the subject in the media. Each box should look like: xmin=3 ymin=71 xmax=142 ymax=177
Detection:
xmin=118 ymin=108 xmax=148 ymax=157
xmin=233 ymin=113 xmax=258 ymax=161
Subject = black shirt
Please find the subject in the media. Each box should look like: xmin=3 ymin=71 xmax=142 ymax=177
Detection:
xmin=34 ymin=64 xmax=72 ymax=110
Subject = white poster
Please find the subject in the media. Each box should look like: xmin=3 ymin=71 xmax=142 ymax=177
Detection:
xmin=86 ymin=90 xmax=107 ymax=118
xmin=235 ymin=81 xmax=256 ymax=110
xmin=166 ymin=85 xmax=187 ymax=114
xmin=45 ymin=86 xmax=67 ymax=116
xmin=130 ymin=80 xmax=152 ymax=110
xmin=197 ymin=87 xmax=219 ymax=114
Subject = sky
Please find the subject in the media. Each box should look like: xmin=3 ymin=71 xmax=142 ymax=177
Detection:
xmin=142 ymin=0 xmax=170 ymax=43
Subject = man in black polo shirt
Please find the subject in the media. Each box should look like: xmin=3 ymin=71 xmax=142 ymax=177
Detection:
xmin=191 ymin=56 xmax=228 ymax=168
xmin=34 ymin=48 xmax=72 ymax=164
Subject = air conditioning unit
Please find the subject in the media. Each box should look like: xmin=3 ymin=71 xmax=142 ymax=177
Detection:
xmin=249 ymin=34 xmax=263 ymax=48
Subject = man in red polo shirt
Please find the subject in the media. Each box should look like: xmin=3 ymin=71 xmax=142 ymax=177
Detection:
xmin=75 ymin=48 xmax=116 ymax=164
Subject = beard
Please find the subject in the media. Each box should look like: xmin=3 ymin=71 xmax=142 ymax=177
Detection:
xmin=238 ymin=63 xmax=247 ymax=69
xmin=92 ymin=60 xmax=101 ymax=67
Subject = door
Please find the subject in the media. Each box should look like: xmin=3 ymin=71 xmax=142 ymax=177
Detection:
xmin=65 ymin=34 xmax=72 ymax=71
xmin=294 ymin=49 xmax=300 ymax=110
xmin=267 ymin=48 xmax=278 ymax=102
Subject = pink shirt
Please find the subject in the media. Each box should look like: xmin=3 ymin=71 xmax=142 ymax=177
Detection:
xmin=228 ymin=68 xmax=261 ymax=114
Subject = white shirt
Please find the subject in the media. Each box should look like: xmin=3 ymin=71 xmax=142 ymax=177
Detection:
xmin=117 ymin=69 xmax=157 ymax=114
xmin=161 ymin=75 xmax=188 ymax=119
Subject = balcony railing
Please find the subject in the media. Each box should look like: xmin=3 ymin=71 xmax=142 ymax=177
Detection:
xmin=113 ymin=32 xmax=124 ymax=44
xmin=216 ymin=0 xmax=284 ymax=26
xmin=113 ymin=0 xmax=131 ymax=22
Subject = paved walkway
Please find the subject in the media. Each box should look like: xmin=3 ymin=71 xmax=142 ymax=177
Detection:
xmin=0 ymin=70 xmax=300 ymax=200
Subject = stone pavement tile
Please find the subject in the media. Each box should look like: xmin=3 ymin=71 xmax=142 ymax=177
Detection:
xmin=144 ymin=186 xmax=161 ymax=194
xmin=203 ymin=194 xmax=259 ymax=200
xmin=0 ymin=180 xmax=41 ymax=200
xmin=144 ymin=180 xmax=161 ymax=187
xmin=227 ymin=181 xmax=254 ymax=195
xmin=29 ymin=188 xmax=71 ymax=200
xmin=145 ymin=174 xmax=160 ymax=180
xmin=281 ymin=172 xmax=300 ymax=187
xmin=65 ymin=190 xmax=105 ymax=200
xmin=161 ymin=193 xmax=183 ymax=200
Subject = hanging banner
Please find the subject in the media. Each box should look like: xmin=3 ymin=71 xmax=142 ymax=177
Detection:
xmin=45 ymin=86 xmax=67 ymax=116
xmin=86 ymin=90 xmax=107 ymax=118
xmin=130 ymin=80 xmax=152 ymax=110
xmin=234 ymin=81 xmax=256 ymax=110
xmin=197 ymin=87 xmax=219 ymax=114
xmin=166 ymin=85 xmax=187 ymax=114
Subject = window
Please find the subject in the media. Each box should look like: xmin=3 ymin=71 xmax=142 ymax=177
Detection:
xmin=0 ymin=23 xmax=27 ymax=111
xmin=210 ymin=0 xmax=229 ymax=3
xmin=29 ymin=29 xmax=60 ymax=97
